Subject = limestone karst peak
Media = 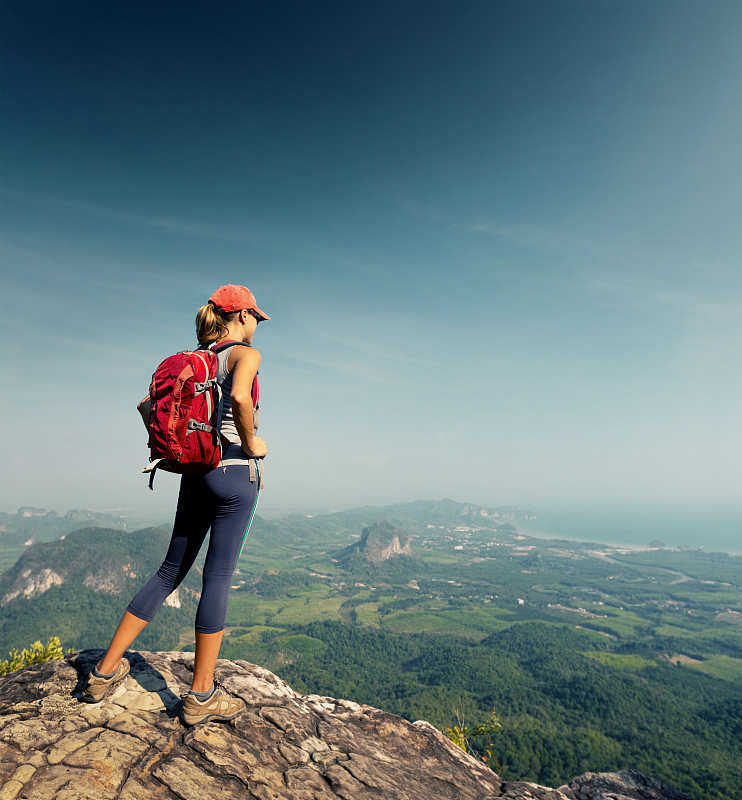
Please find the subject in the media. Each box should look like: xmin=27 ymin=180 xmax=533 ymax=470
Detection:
xmin=338 ymin=520 xmax=415 ymax=568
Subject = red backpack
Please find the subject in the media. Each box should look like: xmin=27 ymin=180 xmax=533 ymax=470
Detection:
xmin=142 ymin=341 xmax=255 ymax=488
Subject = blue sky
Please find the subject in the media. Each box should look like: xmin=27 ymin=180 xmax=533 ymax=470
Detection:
xmin=1 ymin=1 xmax=740 ymax=517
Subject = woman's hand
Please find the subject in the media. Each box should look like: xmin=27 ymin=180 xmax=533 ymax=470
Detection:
xmin=242 ymin=436 xmax=267 ymax=459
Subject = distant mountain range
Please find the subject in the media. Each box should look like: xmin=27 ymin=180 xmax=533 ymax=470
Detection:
xmin=0 ymin=507 xmax=132 ymax=572
xmin=0 ymin=507 xmax=127 ymax=545
xmin=0 ymin=498 xmax=533 ymax=653
xmin=247 ymin=498 xmax=529 ymax=550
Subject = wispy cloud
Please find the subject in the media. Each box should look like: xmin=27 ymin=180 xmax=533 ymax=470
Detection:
xmin=586 ymin=262 xmax=742 ymax=314
xmin=462 ymin=221 xmax=588 ymax=252
xmin=1 ymin=188 xmax=240 ymax=240
xmin=660 ymin=292 xmax=742 ymax=376
xmin=316 ymin=332 xmax=435 ymax=367
xmin=398 ymin=193 xmax=595 ymax=255
xmin=267 ymin=345 xmax=430 ymax=390
xmin=1 ymin=236 xmax=172 ymax=292
xmin=586 ymin=265 xmax=742 ymax=377
xmin=1 ymin=188 xmax=398 ymax=282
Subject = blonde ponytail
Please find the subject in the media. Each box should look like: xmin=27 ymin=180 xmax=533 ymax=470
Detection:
xmin=196 ymin=303 xmax=236 ymax=345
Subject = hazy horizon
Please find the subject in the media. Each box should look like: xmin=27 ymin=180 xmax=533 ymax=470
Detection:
xmin=2 ymin=1 xmax=740 ymax=514
xmin=2 ymin=495 xmax=741 ymax=557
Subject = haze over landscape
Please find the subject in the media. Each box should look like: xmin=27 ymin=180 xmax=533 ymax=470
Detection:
xmin=2 ymin=1 xmax=740 ymax=531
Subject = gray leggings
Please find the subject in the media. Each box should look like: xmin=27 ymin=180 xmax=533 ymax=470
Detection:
xmin=127 ymin=461 xmax=259 ymax=633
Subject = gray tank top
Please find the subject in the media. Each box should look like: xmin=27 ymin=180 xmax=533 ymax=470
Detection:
xmin=216 ymin=345 xmax=259 ymax=445
xmin=213 ymin=344 xmax=264 ymax=487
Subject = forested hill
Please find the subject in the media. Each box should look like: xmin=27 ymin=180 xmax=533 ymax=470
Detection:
xmin=0 ymin=527 xmax=199 ymax=653
xmin=0 ymin=508 xmax=128 ymax=570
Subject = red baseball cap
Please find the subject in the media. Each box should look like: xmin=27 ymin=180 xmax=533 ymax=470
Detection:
xmin=209 ymin=284 xmax=270 ymax=320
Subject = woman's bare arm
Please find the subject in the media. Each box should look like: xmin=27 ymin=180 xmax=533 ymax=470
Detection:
xmin=229 ymin=347 xmax=267 ymax=458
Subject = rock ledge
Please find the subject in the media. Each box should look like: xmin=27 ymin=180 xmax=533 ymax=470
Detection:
xmin=0 ymin=651 xmax=691 ymax=800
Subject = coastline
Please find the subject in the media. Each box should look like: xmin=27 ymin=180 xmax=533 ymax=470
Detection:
xmin=515 ymin=525 xmax=654 ymax=552
xmin=514 ymin=522 xmax=742 ymax=557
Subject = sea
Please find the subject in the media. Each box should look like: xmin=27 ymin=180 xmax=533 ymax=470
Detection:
xmin=517 ymin=504 xmax=742 ymax=556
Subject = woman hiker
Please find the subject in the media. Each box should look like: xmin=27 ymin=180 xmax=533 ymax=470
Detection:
xmin=81 ymin=284 xmax=269 ymax=725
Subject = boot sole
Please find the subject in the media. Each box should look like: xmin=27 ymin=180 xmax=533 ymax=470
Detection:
xmin=180 ymin=708 xmax=244 ymax=726
xmin=80 ymin=693 xmax=107 ymax=704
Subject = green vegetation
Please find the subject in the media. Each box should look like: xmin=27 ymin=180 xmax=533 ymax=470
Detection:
xmin=583 ymin=652 xmax=657 ymax=670
xmin=0 ymin=636 xmax=64 ymax=676
xmin=0 ymin=583 xmax=190 ymax=653
xmin=0 ymin=527 xmax=200 ymax=652
xmin=687 ymin=654 xmax=742 ymax=683
xmin=221 ymin=620 xmax=741 ymax=799
xmin=445 ymin=707 xmax=504 ymax=774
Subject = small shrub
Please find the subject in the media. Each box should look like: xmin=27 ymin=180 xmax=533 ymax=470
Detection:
xmin=0 ymin=636 xmax=64 ymax=676
xmin=445 ymin=707 xmax=507 ymax=775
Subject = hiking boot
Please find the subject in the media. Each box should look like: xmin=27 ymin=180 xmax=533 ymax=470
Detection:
xmin=180 ymin=683 xmax=245 ymax=726
xmin=81 ymin=658 xmax=130 ymax=703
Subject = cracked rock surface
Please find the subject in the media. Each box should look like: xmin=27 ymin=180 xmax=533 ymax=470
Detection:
xmin=557 ymin=770 xmax=693 ymax=800
xmin=0 ymin=651 xmax=691 ymax=800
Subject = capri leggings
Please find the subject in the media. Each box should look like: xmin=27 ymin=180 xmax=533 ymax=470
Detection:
xmin=127 ymin=460 xmax=259 ymax=634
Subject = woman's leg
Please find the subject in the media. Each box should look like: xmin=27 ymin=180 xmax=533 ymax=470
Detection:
xmin=192 ymin=630 xmax=225 ymax=692
xmin=191 ymin=464 xmax=259 ymax=689
xmin=125 ymin=475 xmax=215 ymax=625
xmin=97 ymin=611 xmax=150 ymax=674
xmin=97 ymin=475 xmax=215 ymax=672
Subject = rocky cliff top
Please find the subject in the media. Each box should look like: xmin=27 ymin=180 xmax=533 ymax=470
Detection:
xmin=0 ymin=651 xmax=691 ymax=800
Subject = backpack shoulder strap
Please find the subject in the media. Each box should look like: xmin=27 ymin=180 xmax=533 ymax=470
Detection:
xmin=210 ymin=340 xmax=252 ymax=354
xmin=209 ymin=340 xmax=259 ymax=409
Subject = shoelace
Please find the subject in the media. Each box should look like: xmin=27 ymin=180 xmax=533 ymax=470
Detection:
xmin=182 ymin=677 xmax=230 ymax=702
